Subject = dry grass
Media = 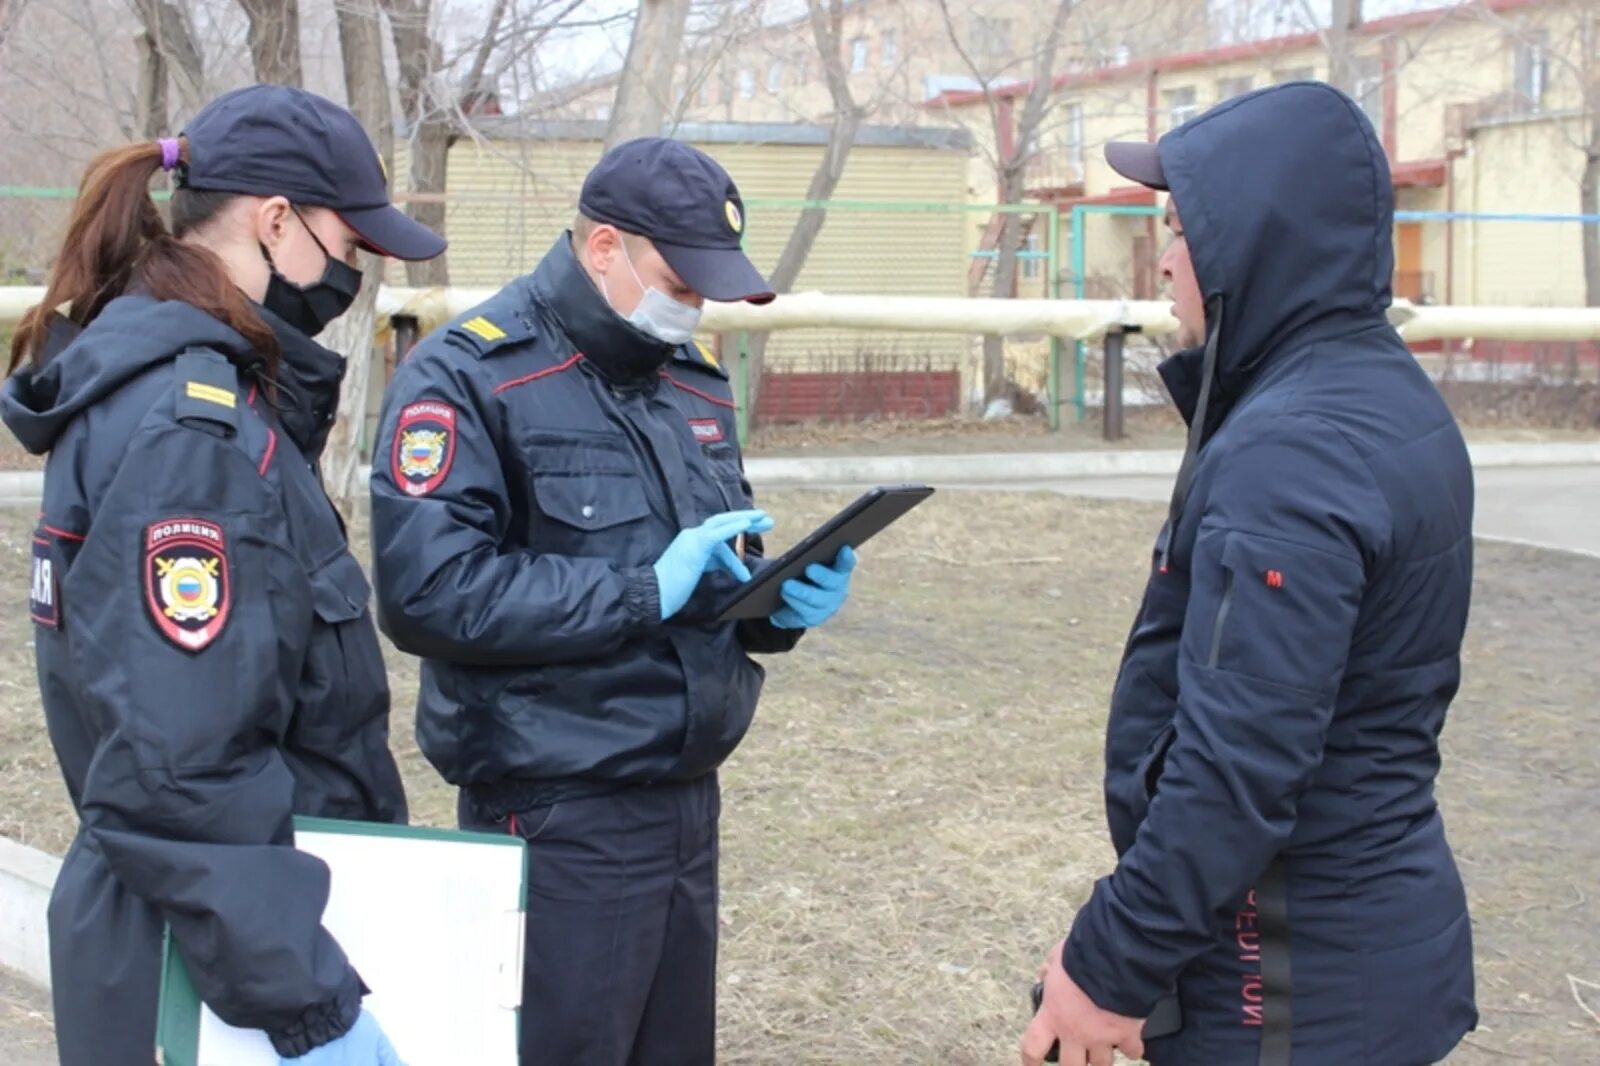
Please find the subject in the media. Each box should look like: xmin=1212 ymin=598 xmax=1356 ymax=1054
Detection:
xmin=0 ymin=495 xmax=1596 ymax=1063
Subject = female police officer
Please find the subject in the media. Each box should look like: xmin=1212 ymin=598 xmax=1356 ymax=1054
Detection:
xmin=3 ymin=86 xmax=442 ymax=1066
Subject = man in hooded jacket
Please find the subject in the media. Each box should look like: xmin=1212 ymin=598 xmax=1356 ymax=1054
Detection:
xmin=1023 ymin=82 xmax=1478 ymax=1066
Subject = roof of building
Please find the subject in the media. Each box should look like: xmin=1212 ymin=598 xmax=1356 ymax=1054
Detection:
xmin=925 ymin=0 xmax=1545 ymax=109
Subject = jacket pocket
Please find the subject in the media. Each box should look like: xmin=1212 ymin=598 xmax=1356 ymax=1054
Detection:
xmin=1207 ymin=568 xmax=1235 ymax=668
xmin=534 ymin=471 xmax=651 ymax=533
xmin=308 ymin=551 xmax=371 ymax=625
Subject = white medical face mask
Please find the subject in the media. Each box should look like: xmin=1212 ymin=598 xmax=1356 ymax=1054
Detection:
xmin=604 ymin=240 xmax=703 ymax=346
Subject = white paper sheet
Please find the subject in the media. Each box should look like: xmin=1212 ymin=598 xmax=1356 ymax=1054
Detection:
xmin=193 ymin=828 xmax=523 ymax=1066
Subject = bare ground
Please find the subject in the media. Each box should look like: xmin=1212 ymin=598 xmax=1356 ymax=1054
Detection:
xmin=0 ymin=494 xmax=1595 ymax=1063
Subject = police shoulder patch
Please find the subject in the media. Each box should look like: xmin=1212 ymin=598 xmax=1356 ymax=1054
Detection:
xmin=674 ymin=339 xmax=729 ymax=380
xmin=173 ymin=349 xmax=240 ymax=434
xmin=392 ymin=400 xmax=457 ymax=497
xmin=144 ymin=518 xmax=230 ymax=652
xmin=446 ymin=311 xmax=532 ymax=359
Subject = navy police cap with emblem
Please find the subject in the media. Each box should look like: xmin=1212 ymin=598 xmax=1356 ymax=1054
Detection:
xmin=180 ymin=84 xmax=446 ymax=262
xmin=580 ymin=137 xmax=775 ymax=305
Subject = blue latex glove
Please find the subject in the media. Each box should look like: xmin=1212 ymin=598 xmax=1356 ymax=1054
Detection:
xmin=771 ymin=546 xmax=856 ymax=629
xmin=279 ymin=1010 xmax=403 ymax=1065
xmin=653 ymin=509 xmax=774 ymax=620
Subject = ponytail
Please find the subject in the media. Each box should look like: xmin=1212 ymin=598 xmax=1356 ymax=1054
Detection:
xmin=8 ymin=138 xmax=278 ymax=376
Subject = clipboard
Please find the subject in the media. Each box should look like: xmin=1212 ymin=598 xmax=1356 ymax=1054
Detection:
xmin=714 ymin=484 xmax=934 ymax=621
xmin=155 ymin=817 xmax=527 ymax=1066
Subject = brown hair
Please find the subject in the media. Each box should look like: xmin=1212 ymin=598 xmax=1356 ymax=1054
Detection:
xmin=7 ymin=138 xmax=278 ymax=376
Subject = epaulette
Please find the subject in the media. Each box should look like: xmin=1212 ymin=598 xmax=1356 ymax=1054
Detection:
xmin=444 ymin=309 xmax=537 ymax=359
xmin=173 ymin=348 xmax=240 ymax=435
xmin=673 ymin=338 xmax=729 ymax=380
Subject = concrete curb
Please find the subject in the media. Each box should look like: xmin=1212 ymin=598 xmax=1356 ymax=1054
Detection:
xmin=741 ymin=440 xmax=1600 ymax=487
xmin=1 ymin=442 xmax=1597 ymax=502
xmin=0 ymin=836 xmax=59 ymax=989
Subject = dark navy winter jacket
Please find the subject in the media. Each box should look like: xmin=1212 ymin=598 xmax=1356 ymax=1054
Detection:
xmin=3 ymin=298 xmax=405 ymax=1063
xmin=370 ymin=235 xmax=799 ymax=810
xmin=1063 ymin=83 xmax=1478 ymax=1065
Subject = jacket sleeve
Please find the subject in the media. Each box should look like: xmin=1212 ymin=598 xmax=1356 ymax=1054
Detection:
xmin=735 ymin=461 xmax=804 ymax=655
xmin=370 ymin=346 xmax=662 ymax=666
xmin=68 ymin=426 xmax=362 ymax=1057
xmin=1064 ymin=416 xmax=1387 ymax=1016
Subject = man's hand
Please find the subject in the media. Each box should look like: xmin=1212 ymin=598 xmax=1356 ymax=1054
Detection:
xmin=1021 ymin=940 xmax=1146 ymax=1066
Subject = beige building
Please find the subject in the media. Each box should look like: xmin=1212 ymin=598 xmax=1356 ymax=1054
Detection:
xmin=933 ymin=0 xmax=1596 ymax=307
xmin=547 ymin=0 xmax=1209 ymax=130
xmin=388 ymin=118 xmax=976 ymax=421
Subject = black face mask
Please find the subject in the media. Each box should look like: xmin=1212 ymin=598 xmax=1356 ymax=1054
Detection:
xmin=260 ymin=208 xmax=362 ymax=337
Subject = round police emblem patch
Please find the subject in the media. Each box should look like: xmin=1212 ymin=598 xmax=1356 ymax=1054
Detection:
xmin=724 ymin=200 xmax=743 ymax=234
xmin=392 ymin=401 xmax=457 ymax=497
xmin=144 ymin=518 xmax=231 ymax=652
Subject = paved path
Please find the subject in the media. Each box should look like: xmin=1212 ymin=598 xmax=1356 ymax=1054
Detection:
xmin=983 ymin=464 xmax=1600 ymax=557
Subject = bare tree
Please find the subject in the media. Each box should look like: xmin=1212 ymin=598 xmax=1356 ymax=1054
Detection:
xmin=135 ymin=28 xmax=169 ymax=137
xmin=938 ymin=0 xmax=1076 ymax=406
xmin=0 ymin=0 xmax=29 ymax=54
xmin=606 ymin=0 xmax=692 ymax=147
xmin=237 ymin=0 xmax=302 ymax=85
xmin=320 ymin=0 xmax=394 ymax=516
xmin=740 ymin=0 xmax=867 ymax=412
xmin=130 ymin=0 xmax=208 ymax=118
xmin=382 ymin=0 xmax=451 ymax=286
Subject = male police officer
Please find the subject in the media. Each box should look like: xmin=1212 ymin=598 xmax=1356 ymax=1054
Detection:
xmin=371 ymin=138 xmax=856 ymax=1065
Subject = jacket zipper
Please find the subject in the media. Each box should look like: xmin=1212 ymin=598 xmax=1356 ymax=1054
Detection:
xmin=1208 ymin=569 xmax=1235 ymax=668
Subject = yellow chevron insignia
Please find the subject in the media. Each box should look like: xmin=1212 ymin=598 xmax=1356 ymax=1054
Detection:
xmin=461 ymin=316 xmax=507 ymax=342
xmin=185 ymin=381 xmax=235 ymax=408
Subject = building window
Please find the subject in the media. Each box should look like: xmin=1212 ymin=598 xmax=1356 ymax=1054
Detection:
xmin=1021 ymin=233 xmax=1041 ymax=280
xmin=1062 ymin=101 xmax=1084 ymax=174
xmin=881 ymin=29 xmax=898 ymax=67
xmin=721 ymin=67 xmax=735 ymax=105
xmin=971 ymin=16 xmax=1011 ymax=57
xmin=1217 ymin=75 xmax=1252 ymax=99
xmin=1165 ymin=86 xmax=1199 ymax=130
xmin=1352 ymin=56 xmax=1383 ymax=131
xmin=1274 ymin=66 xmax=1315 ymax=84
xmin=766 ymin=62 xmax=784 ymax=94
xmin=851 ymin=37 xmax=868 ymax=73
xmin=593 ymin=103 xmax=611 ymax=121
xmin=1513 ymin=30 xmax=1548 ymax=112
xmin=697 ymin=80 xmax=711 ymax=108
xmin=738 ymin=67 xmax=756 ymax=99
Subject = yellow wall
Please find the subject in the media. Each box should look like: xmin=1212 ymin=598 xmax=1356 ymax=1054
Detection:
xmin=1453 ymin=114 xmax=1591 ymax=306
xmin=432 ymin=128 xmax=973 ymax=369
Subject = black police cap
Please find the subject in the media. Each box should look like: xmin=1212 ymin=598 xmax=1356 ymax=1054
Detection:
xmin=580 ymin=138 xmax=774 ymax=305
xmin=181 ymin=85 xmax=446 ymax=262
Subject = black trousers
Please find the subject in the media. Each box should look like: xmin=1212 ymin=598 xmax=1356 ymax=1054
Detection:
xmin=459 ymin=775 xmax=721 ymax=1066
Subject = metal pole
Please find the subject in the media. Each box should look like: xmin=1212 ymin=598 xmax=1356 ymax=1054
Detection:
xmin=1072 ymin=205 xmax=1088 ymax=422
xmin=735 ymin=332 xmax=751 ymax=445
xmin=1046 ymin=204 xmax=1062 ymax=432
xmin=390 ymin=315 xmax=419 ymax=383
xmin=1103 ymin=327 xmax=1125 ymax=441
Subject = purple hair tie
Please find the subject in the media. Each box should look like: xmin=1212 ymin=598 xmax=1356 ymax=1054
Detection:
xmin=158 ymin=138 xmax=180 ymax=171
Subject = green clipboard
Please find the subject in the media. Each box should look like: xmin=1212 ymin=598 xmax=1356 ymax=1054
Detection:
xmin=156 ymin=816 xmax=527 ymax=1066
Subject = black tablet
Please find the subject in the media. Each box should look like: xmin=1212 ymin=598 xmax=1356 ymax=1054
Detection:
xmin=714 ymin=484 xmax=935 ymax=622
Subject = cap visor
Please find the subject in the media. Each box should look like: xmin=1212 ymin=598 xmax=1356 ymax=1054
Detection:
xmin=339 ymin=204 xmax=448 ymax=262
xmin=1104 ymin=142 xmax=1169 ymax=191
xmin=655 ymin=242 xmax=775 ymax=305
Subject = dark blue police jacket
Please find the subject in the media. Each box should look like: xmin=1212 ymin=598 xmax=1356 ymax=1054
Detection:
xmin=1063 ymin=83 xmax=1479 ymax=1065
xmin=2 ymin=297 xmax=406 ymax=1062
xmin=371 ymin=236 xmax=800 ymax=810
